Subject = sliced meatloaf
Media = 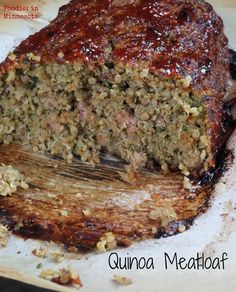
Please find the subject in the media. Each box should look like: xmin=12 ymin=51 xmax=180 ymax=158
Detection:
xmin=0 ymin=0 xmax=230 ymax=179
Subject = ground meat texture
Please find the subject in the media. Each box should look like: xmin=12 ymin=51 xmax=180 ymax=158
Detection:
xmin=0 ymin=0 xmax=230 ymax=177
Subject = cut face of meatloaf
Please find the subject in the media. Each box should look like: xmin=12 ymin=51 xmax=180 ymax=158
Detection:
xmin=0 ymin=0 xmax=230 ymax=177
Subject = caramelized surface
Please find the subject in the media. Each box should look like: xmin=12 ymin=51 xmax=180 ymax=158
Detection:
xmin=0 ymin=143 xmax=212 ymax=251
xmin=5 ymin=0 xmax=229 ymax=85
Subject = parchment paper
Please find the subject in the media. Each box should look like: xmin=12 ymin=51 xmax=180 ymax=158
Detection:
xmin=0 ymin=1 xmax=235 ymax=291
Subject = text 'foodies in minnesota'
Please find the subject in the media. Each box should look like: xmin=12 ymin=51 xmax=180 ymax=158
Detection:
xmin=3 ymin=5 xmax=39 ymax=20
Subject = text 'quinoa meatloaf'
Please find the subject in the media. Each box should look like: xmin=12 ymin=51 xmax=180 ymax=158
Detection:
xmin=0 ymin=0 xmax=230 ymax=180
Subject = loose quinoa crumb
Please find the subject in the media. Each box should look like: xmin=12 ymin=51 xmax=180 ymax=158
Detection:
xmin=50 ymin=252 xmax=65 ymax=263
xmin=178 ymin=224 xmax=186 ymax=233
xmin=82 ymin=208 xmax=91 ymax=217
xmin=149 ymin=206 xmax=177 ymax=226
xmin=0 ymin=165 xmax=28 ymax=196
xmin=113 ymin=275 xmax=133 ymax=286
xmin=32 ymin=247 xmax=48 ymax=258
xmin=96 ymin=232 xmax=117 ymax=252
xmin=183 ymin=176 xmax=193 ymax=190
xmin=39 ymin=267 xmax=82 ymax=287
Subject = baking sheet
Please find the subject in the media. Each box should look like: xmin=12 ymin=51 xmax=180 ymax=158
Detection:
xmin=0 ymin=1 xmax=236 ymax=291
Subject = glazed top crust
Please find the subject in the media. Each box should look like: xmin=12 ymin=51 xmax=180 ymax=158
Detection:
xmin=0 ymin=0 xmax=230 ymax=155
xmin=3 ymin=0 xmax=229 ymax=84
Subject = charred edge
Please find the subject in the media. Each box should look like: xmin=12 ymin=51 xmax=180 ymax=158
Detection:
xmin=0 ymin=208 xmax=17 ymax=230
xmin=64 ymin=228 xmax=104 ymax=252
xmin=211 ymin=105 xmax=235 ymax=186
xmin=197 ymin=143 xmax=234 ymax=187
xmin=196 ymin=144 xmax=233 ymax=186
xmin=27 ymin=182 xmax=45 ymax=190
xmin=64 ymin=234 xmax=100 ymax=252
xmin=117 ymin=237 xmax=133 ymax=248
xmin=66 ymin=242 xmax=94 ymax=253
xmin=14 ymin=225 xmax=46 ymax=238
xmin=15 ymin=227 xmax=47 ymax=239
xmin=224 ymin=100 xmax=236 ymax=130
xmin=195 ymin=47 xmax=236 ymax=187
xmin=228 ymin=48 xmax=236 ymax=127
xmin=0 ymin=208 xmax=11 ymax=217
xmin=229 ymin=49 xmax=236 ymax=80
xmin=154 ymin=218 xmax=195 ymax=239
xmin=9 ymin=217 xmax=52 ymax=239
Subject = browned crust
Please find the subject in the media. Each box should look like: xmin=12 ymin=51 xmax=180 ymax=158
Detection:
xmin=0 ymin=143 xmax=212 ymax=251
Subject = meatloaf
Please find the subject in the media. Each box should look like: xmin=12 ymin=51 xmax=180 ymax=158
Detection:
xmin=0 ymin=0 xmax=230 ymax=180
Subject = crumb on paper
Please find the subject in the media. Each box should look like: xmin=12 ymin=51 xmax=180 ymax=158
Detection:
xmin=67 ymin=246 xmax=80 ymax=254
xmin=32 ymin=247 xmax=48 ymax=258
xmin=39 ymin=269 xmax=57 ymax=280
xmin=50 ymin=252 xmax=65 ymax=263
xmin=178 ymin=224 xmax=186 ymax=233
xmin=39 ymin=267 xmax=82 ymax=287
xmin=0 ymin=165 xmax=28 ymax=196
xmin=149 ymin=205 xmax=177 ymax=226
xmin=0 ymin=224 xmax=8 ymax=248
xmin=113 ymin=275 xmax=133 ymax=286
xmin=96 ymin=232 xmax=117 ymax=252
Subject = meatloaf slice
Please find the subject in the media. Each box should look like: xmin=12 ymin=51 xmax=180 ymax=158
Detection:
xmin=0 ymin=0 xmax=230 ymax=179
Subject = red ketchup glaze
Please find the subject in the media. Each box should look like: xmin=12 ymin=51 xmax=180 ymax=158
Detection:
xmin=8 ymin=0 xmax=228 ymax=82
